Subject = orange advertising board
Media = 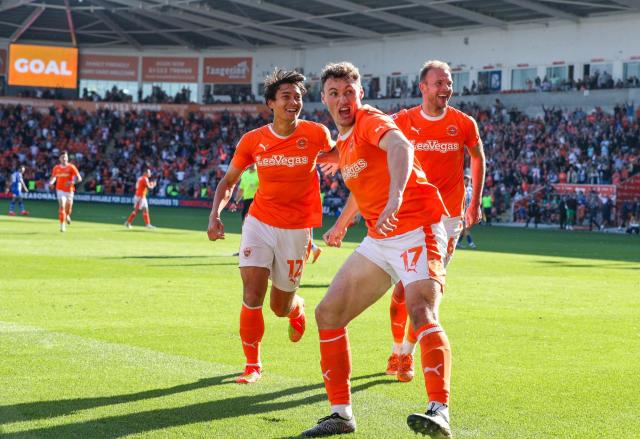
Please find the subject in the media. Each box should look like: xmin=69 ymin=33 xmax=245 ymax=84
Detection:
xmin=79 ymin=54 xmax=139 ymax=81
xmin=0 ymin=48 xmax=6 ymax=76
xmin=8 ymin=44 xmax=78 ymax=88
xmin=203 ymin=57 xmax=252 ymax=83
xmin=142 ymin=57 xmax=198 ymax=82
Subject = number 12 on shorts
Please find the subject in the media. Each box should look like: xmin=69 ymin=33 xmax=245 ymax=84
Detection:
xmin=287 ymin=259 xmax=304 ymax=283
xmin=401 ymin=246 xmax=423 ymax=273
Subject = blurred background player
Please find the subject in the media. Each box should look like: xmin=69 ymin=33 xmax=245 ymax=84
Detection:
xmin=385 ymin=60 xmax=485 ymax=387
xmin=48 ymin=151 xmax=82 ymax=232
xmin=303 ymin=62 xmax=450 ymax=438
xmin=233 ymin=164 xmax=259 ymax=221
xmin=207 ymin=69 xmax=333 ymax=385
xmin=457 ymin=174 xmax=477 ymax=250
xmin=125 ymin=167 xmax=157 ymax=229
xmin=231 ymin=164 xmax=259 ymax=256
xmin=8 ymin=165 xmax=29 ymax=216
xmin=307 ymin=169 xmax=325 ymax=264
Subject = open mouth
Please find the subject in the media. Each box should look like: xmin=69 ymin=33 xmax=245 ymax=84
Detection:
xmin=338 ymin=105 xmax=351 ymax=118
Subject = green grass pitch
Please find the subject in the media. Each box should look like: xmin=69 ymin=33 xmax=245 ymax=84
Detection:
xmin=1 ymin=200 xmax=639 ymax=438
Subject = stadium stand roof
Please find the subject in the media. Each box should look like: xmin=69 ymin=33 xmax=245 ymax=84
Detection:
xmin=0 ymin=0 xmax=635 ymax=50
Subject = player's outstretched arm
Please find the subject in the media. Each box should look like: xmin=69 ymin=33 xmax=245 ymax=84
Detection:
xmin=323 ymin=193 xmax=359 ymax=247
xmin=317 ymin=148 xmax=339 ymax=164
xmin=465 ymin=140 xmax=486 ymax=228
xmin=376 ymin=129 xmax=413 ymax=236
xmin=317 ymin=148 xmax=340 ymax=177
xmin=207 ymin=165 xmax=243 ymax=241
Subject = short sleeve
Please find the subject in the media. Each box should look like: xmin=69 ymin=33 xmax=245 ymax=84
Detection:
xmin=319 ymin=123 xmax=334 ymax=153
xmin=463 ymin=115 xmax=480 ymax=148
xmin=72 ymin=165 xmax=81 ymax=177
xmin=358 ymin=108 xmax=399 ymax=148
xmin=230 ymin=132 xmax=256 ymax=171
xmin=390 ymin=109 xmax=408 ymax=132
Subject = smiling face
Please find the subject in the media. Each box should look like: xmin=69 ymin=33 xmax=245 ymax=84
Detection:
xmin=267 ymin=83 xmax=303 ymax=123
xmin=321 ymin=77 xmax=364 ymax=133
xmin=420 ymin=67 xmax=453 ymax=115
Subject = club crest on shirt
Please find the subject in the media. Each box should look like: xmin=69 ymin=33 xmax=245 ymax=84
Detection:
xmin=243 ymin=247 xmax=252 ymax=258
xmin=447 ymin=125 xmax=458 ymax=136
xmin=296 ymin=138 xmax=308 ymax=149
xmin=348 ymin=139 xmax=355 ymax=152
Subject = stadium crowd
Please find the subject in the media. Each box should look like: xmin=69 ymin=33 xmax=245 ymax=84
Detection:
xmin=1 ymin=98 xmax=638 ymax=230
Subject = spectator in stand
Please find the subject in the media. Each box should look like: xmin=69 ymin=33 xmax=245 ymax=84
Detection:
xmin=1 ymin=98 xmax=639 ymax=231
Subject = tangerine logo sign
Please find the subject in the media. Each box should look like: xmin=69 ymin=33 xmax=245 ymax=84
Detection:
xmin=8 ymin=44 xmax=78 ymax=89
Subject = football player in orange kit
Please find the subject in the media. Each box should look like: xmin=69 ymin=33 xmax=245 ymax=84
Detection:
xmin=125 ymin=167 xmax=157 ymax=229
xmin=385 ymin=60 xmax=485 ymax=387
xmin=301 ymin=62 xmax=452 ymax=438
xmin=207 ymin=69 xmax=333 ymax=385
xmin=48 ymin=151 xmax=82 ymax=232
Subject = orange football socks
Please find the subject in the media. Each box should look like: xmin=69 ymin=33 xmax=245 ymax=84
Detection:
xmin=319 ymin=327 xmax=351 ymax=405
xmin=415 ymin=322 xmax=451 ymax=405
xmin=390 ymin=283 xmax=408 ymax=345
xmin=239 ymin=303 xmax=264 ymax=370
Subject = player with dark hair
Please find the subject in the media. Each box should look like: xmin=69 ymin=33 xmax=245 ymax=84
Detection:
xmin=125 ymin=167 xmax=157 ymax=229
xmin=302 ymin=61 xmax=451 ymax=438
xmin=49 ymin=151 xmax=82 ymax=232
xmin=207 ymin=68 xmax=334 ymax=384
xmin=8 ymin=165 xmax=29 ymax=216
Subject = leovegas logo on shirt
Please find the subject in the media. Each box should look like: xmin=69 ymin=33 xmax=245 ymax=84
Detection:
xmin=8 ymin=44 xmax=78 ymax=89
xmin=255 ymin=154 xmax=308 ymax=168
xmin=411 ymin=139 xmax=461 ymax=153
xmin=342 ymin=158 xmax=368 ymax=180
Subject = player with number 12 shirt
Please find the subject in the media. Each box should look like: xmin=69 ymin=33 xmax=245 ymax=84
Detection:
xmin=207 ymin=68 xmax=333 ymax=385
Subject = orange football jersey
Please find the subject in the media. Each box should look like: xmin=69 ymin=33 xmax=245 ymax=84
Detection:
xmin=230 ymin=120 xmax=333 ymax=229
xmin=52 ymin=164 xmax=81 ymax=192
xmin=393 ymin=106 xmax=480 ymax=217
xmin=336 ymin=105 xmax=446 ymax=239
xmin=135 ymin=176 xmax=150 ymax=198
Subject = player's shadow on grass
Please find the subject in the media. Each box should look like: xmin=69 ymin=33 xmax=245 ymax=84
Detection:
xmin=534 ymin=259 xmax=640 ymax=270
xmin=102 ymin=255 xmax=219 ymax=260
xmin=4 ymin=372 xmax=391 ymax=438
xmin=0 ymin=373 xmax=238 ymax=425
xmin=148 ymin=262 xmax=237 ymax=267
xmin=299 ymin=283 xmax=331 ymax=289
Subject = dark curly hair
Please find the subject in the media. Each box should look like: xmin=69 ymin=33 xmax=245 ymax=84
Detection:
xmin=263 ymin=68 xmax=306 ymax=103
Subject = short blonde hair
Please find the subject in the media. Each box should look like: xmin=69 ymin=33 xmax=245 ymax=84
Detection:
xmin=419 ymin=60 xmax=451 ymax=81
